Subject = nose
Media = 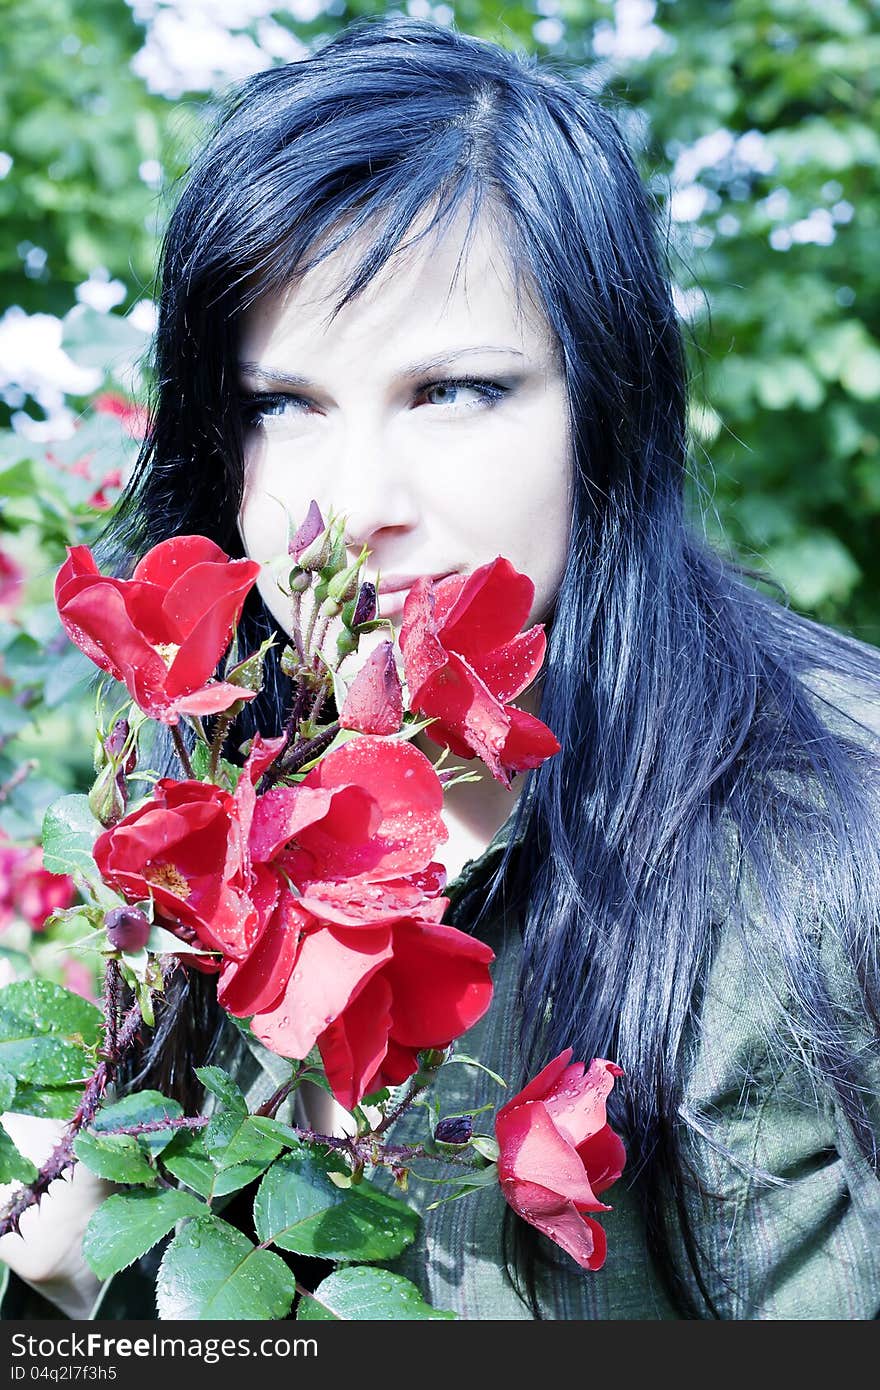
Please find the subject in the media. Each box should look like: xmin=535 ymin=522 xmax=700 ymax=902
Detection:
xmin=336 ymin=428 xmax=420 ymax=553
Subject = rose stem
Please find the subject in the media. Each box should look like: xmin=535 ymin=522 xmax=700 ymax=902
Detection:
xmin=170 ymin=724 xmax=196 ymax=779
xmin=0 ymin=976 xmax=144 ymax=1238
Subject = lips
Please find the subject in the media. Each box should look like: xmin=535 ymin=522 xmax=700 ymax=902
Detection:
xmin=376 ymin=571 xmax=455 ymax=595
xmin=374 ymin=571 xmax=456 ymax=618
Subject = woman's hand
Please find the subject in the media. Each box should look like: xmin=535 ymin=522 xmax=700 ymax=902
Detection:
xmin=0 ymin=1113 xmax=113 ymax=1319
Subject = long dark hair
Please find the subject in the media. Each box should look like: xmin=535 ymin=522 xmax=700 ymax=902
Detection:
xmin=105 ymin=16 xmax=880 ymax=1316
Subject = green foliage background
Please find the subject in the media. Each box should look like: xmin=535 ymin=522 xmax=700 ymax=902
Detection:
xmin=0 ymin=0 xmax=878 ymax=854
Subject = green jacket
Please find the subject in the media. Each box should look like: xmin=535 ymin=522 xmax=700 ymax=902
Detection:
xmin=388 ymin=820 xmax=880 ymax=1318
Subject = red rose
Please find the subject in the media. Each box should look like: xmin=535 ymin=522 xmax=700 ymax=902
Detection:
xmin=0 ymin=832 xmax=75 ymax=933
xmin=95 ymin=733 xmax=485 ymax=1106
xmin=244 ymin=909 xmax=494 ymax=1110
xmin=400 ymin=557 xmax=560 ymax=788
xmin=495 ymin=1049 xmax=625 ymax=1271
xmin=216 ymin=737 xmax=491 ymax=1108
xmin=54 ymin=536 xmax=261 ymax=724
xmin=93 ymin=777 xmax=257 ymax=970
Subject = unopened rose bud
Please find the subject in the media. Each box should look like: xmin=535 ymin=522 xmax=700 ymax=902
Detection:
xmin=339 ymin=642 xmax=403 ymax=735
xmin=336 ymin=628 xmax=359 ymax=662
xmin=104 ymin=719 xmax=135 ymax=773
xmin=434 ymin=1115 xmax=473 ymax=1145
xmin=105 ymin=906 xmax=151 ymax=953
xmin=326 ymin=549 xmax=367 ymax=606
xmin=288 ymin=568 xmax=312 ymax=595
xmin=88 ymin=764 xmax=126 ymax=827
xmin=94 ymin=718 xmax=135 ymax=776
xmin=289 ymin=500 xmax=325 ymax=560
xmin=350 ymin=581 xmax=377 ymax=629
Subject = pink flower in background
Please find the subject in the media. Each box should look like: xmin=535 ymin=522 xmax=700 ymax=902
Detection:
xmin=92 ymin=391 xmax=150 ymax=441
xmin=0 ymin=550 xmax=24 ymax=615
xmin=0 ymin=831 xmax=76 ymax=933
xmin=61 ymin=957 xmax=98 ymax=1003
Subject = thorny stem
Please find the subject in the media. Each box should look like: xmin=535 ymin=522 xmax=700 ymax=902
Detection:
xmin=302 ymin=594 xmax=321 ymax=658
xmin=290 ymin=588 xmax=305 ymax=665
xmin=0 ymin=977 xmax=144 ymax=1239
xmin=310 ymin=613 xmax=333 ymax=668
xmin=280 ymin=721 xmax=340 ymax=777
xmin=208 ymin=712 xmax=235 ymax=781
xmin=170 ymin=724 xmax=195 ymax=780
xmin=254 ymin=1067 xmax=305 ymax=1119
xmin=102 ymin=959 xmax=121 ymax=1059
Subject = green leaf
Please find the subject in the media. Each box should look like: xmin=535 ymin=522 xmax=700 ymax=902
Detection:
xmin=8 ymin=1083 xmax=84 ymax=1121
xmin=194 ymin=1067 xmax=283 ymax=1171
xmin=0 ymin=1126 xmax=38 ymax=1185
xmin=91 ymin=1091 xmax=184 ymax=1157
xmin=205 ymin=1115 xmax=284 ymax=1171
xmin=41 ymin=794 xmax=102 ymax=879
xmin=195 ymin=1066 xmax=247 ymax=1115
xmin=0 ymin=980 xmax=101 ymax=1086
xmin=253 ymin=1144 xmax=419 ymax=1261
xmin=73 ymin=1131 xmax=158 ymax=1185
xmin=298 ymin=1267 xmax=456 ymax=1321
xmin=189 ymin=743 xmax=242 ymax=789
xmin=156 ymin=1216 xmax=297 ymax=1320
xmin=0 ymin=1071 xmax=15 ymax=1111
xmin=161 ymin=1127 xmax=278 ymax=1200
xmin=83 ymin=1188 xmax=206 ymax=1281
xmin=159 ymin=1130 xmax=215 ymax=1200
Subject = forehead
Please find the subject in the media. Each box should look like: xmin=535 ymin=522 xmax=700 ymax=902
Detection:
xmin=238 ymin=204 xmax=557 ymax=368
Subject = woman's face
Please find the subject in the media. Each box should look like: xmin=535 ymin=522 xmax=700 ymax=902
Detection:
xmin=237 ymin=209 xmax=573 ymax=641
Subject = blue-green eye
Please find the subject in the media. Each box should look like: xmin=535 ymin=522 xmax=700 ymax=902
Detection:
xmin=416 ymin=378 xmax=509 ymax=409
xmin=239 ymin=392 xmax=310 ymax=428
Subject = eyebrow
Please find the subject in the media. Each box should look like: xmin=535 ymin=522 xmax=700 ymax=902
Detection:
xmin=238 ymin=346 xmax=528 ymax=389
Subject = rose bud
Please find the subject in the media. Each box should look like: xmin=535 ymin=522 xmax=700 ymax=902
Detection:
xmin=88 ymin=763 xmax=127 ymax=828
xmin=105 ymin=905 xmax=151 ymax=953
xmin=289 ymin=499 xmax=325 ymax=559
xmin=434 ymin=1115 xmax=474 ymax=1146
xmin=103 ymin=719 xmax=136 ymax=774
xmin=339 ymin=642 xmax=403 ymax=735
xmin=350 ymin=581 xmax=377 ymax=629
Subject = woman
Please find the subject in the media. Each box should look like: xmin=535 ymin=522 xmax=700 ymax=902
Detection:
xmin=5 ymin=15 xmax=880 ymax=1319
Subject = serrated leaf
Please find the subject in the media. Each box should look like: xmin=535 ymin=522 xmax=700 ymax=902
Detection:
xmin=161 ymin=1127 xmax=277 ymax=1200
xmin=156 ymin=1216 xmax=297 ymax=1320
xmin=0 ymin=1126 xmax=38 ymax=1185
xmin=0 ymin=979 xmax=101 ymax=1085
xmin=83 ymin=1188 xmax=206 ymax=1281
xmin=74 ymin=1131 xmax=158 ymax=1185
xmin=41 ymin=795 xmax=102 ymax=879
xmin=92 ymin=1090 xmax=184 ymax=1157
xmin=253 ymin=1144 xmax=419 ymax=1261
xmin=247 ymin=1115 xmax=301 ymax=1147
xmin=205 ymin=1115 xmax=284 ymax=1171
xmin=160 ymin=1130 xmax=215 ymax=1199
xmin=196 ymin=1066 xmax=247 ymax=1115
xmin=297 ymin=1267 xmax=456 ymax=1321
